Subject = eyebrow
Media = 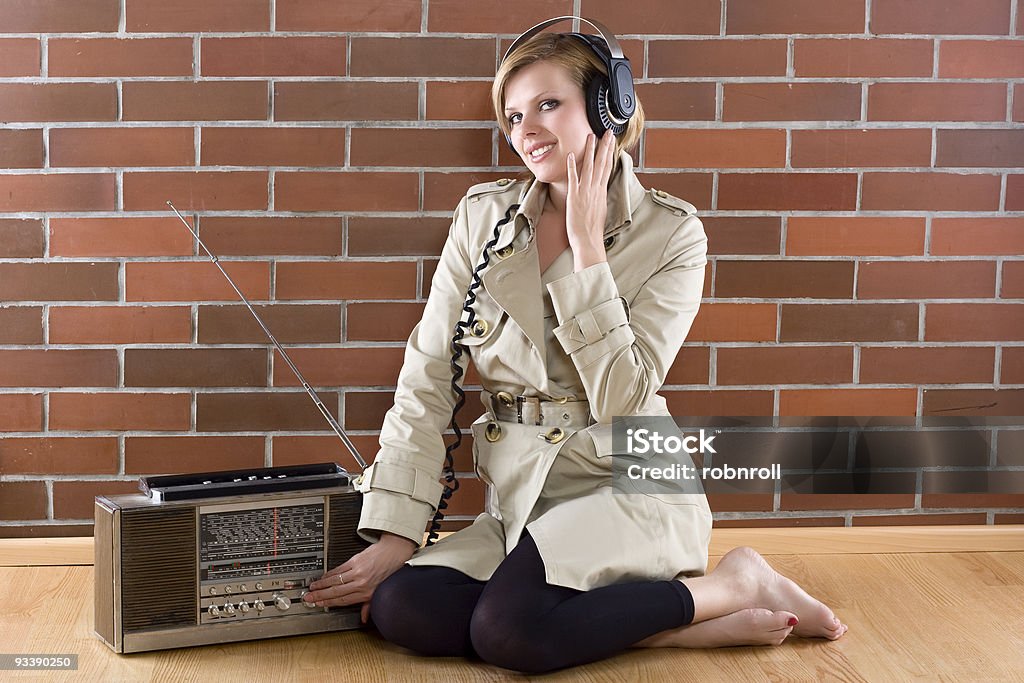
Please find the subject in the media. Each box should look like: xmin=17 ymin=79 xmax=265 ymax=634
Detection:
xmin=504 ymin=90 xmax=559 ymax=113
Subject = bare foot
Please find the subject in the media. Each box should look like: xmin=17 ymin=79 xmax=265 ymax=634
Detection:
xmin=635 ymin=608 xmax=798 ymax=649
xmin=711 ymin=547 xmax=848 ymax=640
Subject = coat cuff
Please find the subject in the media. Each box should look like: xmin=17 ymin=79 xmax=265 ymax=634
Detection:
xmin=547 ymin=261 xmax=630 ymax=357
xmin=357 ymin=488 xmax=432 ymax=546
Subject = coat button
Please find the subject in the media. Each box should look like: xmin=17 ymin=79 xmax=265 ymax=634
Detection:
xmin=603 ymin=235 xmax=615 ymax=250
xmin=496 ymin=391 xmax=515 ymax=407
xmin=655 ymin=189 xmax=668 ymax=198
xmin=470 ymin=319 xmax=489 ymax=337
xmin=496 ymin=178 xmax=511 ymax=186
xmin=539 ymin=427 xmax=565 ymax=444
xmin=485 ymin=422 xmax=503 ymax=442
xmin=495 ymin=244 xmax=514 ymax=259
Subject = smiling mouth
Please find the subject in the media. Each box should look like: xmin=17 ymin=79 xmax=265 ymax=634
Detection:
xmin=528 ymin=144 xmax=555 ymax=161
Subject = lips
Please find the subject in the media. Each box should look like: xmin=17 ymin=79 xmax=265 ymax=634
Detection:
xmin=526 ymin=143 xmax=555 ymax=163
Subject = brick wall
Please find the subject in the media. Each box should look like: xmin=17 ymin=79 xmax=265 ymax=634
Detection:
xmin=0 ymin=0 xmax=1021 ymax=537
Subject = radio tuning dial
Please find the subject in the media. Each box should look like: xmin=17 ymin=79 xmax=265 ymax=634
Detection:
xmin=274 ymin=594 xmax=291 ymax=612
xmin=254 ymin=599 xmax=266 ymax=612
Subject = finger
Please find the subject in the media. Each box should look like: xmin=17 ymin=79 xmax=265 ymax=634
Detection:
xmin=597 ymin=130 xmax=614 ymax=186
xmin=582 ymin=134 xmax=596 ymax=186
xmin=567 ymin=152 xmax=577 ymax=187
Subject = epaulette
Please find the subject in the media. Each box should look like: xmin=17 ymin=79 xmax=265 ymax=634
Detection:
xmin=649 ymin=188 xmax=697 ymax=216
xmin=467 ymin=177 xmax=520 ymax=201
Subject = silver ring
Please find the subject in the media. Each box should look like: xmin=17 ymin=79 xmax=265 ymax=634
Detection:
xmin=338 ymin=573 xmax=346 ymax=585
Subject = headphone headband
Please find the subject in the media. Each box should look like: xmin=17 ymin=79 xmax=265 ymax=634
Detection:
xmin=501 ymin=15 xmax=626 ymax=64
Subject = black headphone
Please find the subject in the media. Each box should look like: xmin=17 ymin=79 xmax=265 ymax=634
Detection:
xmin=500 ymin=16 xmax=636 ymax=155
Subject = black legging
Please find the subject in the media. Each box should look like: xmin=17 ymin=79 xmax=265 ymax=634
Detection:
xmin=369 ymin=530 xmax=695 ymax=674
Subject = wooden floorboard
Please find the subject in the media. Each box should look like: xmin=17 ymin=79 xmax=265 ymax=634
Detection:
xmin=2 ymin=528 xmax=1022 ymax=681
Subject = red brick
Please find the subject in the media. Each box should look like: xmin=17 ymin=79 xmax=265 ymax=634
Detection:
xmin=125 ymin=436 xmax=265 ymax=475
xmin=276 ymin=172 xmax=418 ymax=212
xmin=795 ymin=39 xmax=933 ymax=78
xmin=724 ymin=83 xmax=861 ymax=122
xmin=49 ymin=217 xmax=192 ymax=257
xmin=924 ymin=389 xmax=1024 ymax=416
xmin=925 ymin=304 xmax=1024 ymax=341
xmin=197 ymin=391 xmax=338 ymax=431
xmin=663 ymin=347 xmax=711 ymax=385
xmin=871 ymin=0 xmax=1011 ymax=35
xmin=271 ymin=349 xmax=405 ymax=387
xmin=579 ymin=0 xmax=721 ymax=34
xmin=123 ymin=81 xmax=267 ymax=121
xmin=50 ymin=128 xmax=194 ymax=168
xmin=198 ymin=304 xmax=340 ymax=344
xmin=936 ymin=130 xmax=1024 ymax=168
xmin=1002 ymin=261 xmax=1024 ymax=298
xmin=663 ymin=389 xmax=774 ymax=416
xmin=648 ymin=40 xmax=787 ymax=77
xmin=857 ymin=261 xmax=996 ymax=299
xmin=198 ymin=216 xmax=341 ymax=256
xmin=932 ymin=218 xmax=1024 ymax=256
xmin=274 ymin=82 xmax=418 ymax=121
xmin=423 ymin=171 xmax=520 ymax=211
xmin=781 ymin=389 xmax=916 ymax=416
xmin=0 ymin=263 xmax=119 ymax=302
xmin=0 ymin=438 xmax=118 ymax=475
xmin=346 ymin=302 xmax=425 ymax=342
xmin=350 ymin=38 xmax=494 ymax=77
xmin=348 ymin=217 xmax=450 ymax=257
xmin=922 ymin=492 xmax=1024 ymax=510
xmin=718 ymin=173 xmax=857 ymax=211
xmin=791 ymin=129 xmax=932 ymax=168
xmin=787 ymin=217 xmax=925 ymax=256
xmin=426 ymin=82 xmax=494 ymax=122
xmin=202 ymin=37 xmax=345 ymax=77
xmin=1002 ymin=347 xmax=1024 ymax=384
xmin=126 ymin=262 xmax=270 ymax=302
xmin=124 ymin=171 xmax=268 ymax=211
xmin=428 ymin=0 xmax=572 ymax=32
xmin=125 ymin=349 xmax=268 ymax=387
xmin=275 ymin=262 xmax=417 ymax=301
xmin=717 ymin=346 xmax=853 ymax=385
xmin=0 ymin=350 xmax=117 ymax=388
xmin=275 ymin=0 xmax=420 ymax=31
xmin=702 ymin=217 xmax=781 ymax=256
xmin=0 ymin=39 xmax=39 ymax=76
xmin=346 ymin=392 xmax=404 ymax=430
xmin=1015 ymin=85 xmax=1024 ymax=123
xmin=860 ymin=346 xmax=995 ymax=384
xmin=0 ymin=0 xmax=118 ymax=32
xmin=705 ymin=495 xmax=774 ymax=513
xmin=0 ymin=482 xmax=47 ymax=521
xmin=50 ymin=306 xmax=192 ymax=344
xmin=853 ymin=513 xmax=988 ymax=526
xmin=782 ymin=491 xmax=915 ymax=512
xmin=49 ymin=38 xmax=193 ymax=77
xmin=634 ymin=83 xmax=716 ymax=122
xmin=869 ymin=83 xmax=1006 ymax=122
xmin=350 ymin=128 xmax=491 ymax=168
xmin=126 ymin=0 xmax=269 ymax=31
xmin=940 ymin=40 xmax=1024 ymax=78
xmin=687 ymin=303 xmax=776 ymax=342
xmin=862 ymin=173 xmax=1001 ymax=211
xmin=1009 ymin=176 xmax=1024 ymax=211
xmin=0 ymin=307 xmax=42 ymax=344
xmin=0 ymin=174 xmax=115 ymax=212
xmin=53 ymin=481 xmax=140 ymax=520
xmin=0 ymin=83 xmax=115 ymax=122
xmin=0 ymin=395 xmax=43 ymax=432
xmin=0 ymin=219 xmax=43 ymax=257
xmin=729 ymin=0 xmax=864 ymax=33
xmin=781 ymin=304 xmax=919 ymax=342
xmin=714 ymin=517 xmax=845 ymax=528
xmin=50 ymin=393 xmax=191 ymax=431
xmin=0 ymin=129 xmax=43 ymax=169
xmin=272 ymin=434 xmax=381 ymax=472
xmin=645 ymin=130 xmax=786 ymax=169
xmin=201 ymin=128 xmax=344 ymax=167
xmin=716 ymin=260 xmax=854 ymax=299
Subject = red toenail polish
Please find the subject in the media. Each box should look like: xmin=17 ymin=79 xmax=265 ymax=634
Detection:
xmin=788 ymin=617 xmax=799 ymax=626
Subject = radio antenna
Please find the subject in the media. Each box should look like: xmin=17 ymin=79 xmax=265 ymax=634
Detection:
xmin=166 ymin=201 xmax=367 ymax=471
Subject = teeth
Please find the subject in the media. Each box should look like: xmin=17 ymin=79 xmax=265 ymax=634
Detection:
xmin=530 ymin=144 xmax=554 ymax=158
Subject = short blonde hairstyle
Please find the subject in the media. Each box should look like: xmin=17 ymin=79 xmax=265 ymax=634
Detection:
xmin=492 ymin=32 xmax=645 ymax=163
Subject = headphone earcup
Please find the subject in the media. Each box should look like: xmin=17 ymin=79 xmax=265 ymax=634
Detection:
xmin=586 ymin=76 xmax=628 ymax=138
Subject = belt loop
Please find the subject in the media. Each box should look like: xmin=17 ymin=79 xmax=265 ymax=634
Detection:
xmin=516 ymin=396 xmax=524 ymax=424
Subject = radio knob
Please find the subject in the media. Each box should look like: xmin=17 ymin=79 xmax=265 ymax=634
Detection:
xmin=274 ymin=595 xmax=291 ymax=612
xmin=240 ymin=584 xmax=248 ymax=592
xmin=225 ymin=586 xmax=233 ymax=594
xmin=255 ymin=582 xmax=264 ymax=590
xmin=224 ymin=602 xmax=236 ymax=615
xmin=209 ymin=587 xmax=217 ymax=595
xmin=239 ymin=601 xmax=250 ymax=614
xmin=208 ymin=605 xmax=220 ymax=618
xmin=254 ymin=599 xmax=266 ymax=612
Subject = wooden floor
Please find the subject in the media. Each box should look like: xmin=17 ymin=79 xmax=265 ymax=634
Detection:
xmin=2 ymin=526 xmax=1023 ymax=682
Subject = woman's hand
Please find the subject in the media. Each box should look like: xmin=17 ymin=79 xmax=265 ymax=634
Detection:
xmin=303 ymin=531 xmax=417 ymax=624
xmin=566 ymin=129 xmax=616 ymax=271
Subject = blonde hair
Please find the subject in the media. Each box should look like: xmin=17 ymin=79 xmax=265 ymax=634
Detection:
xmin=492 ymin=32 xmax=645 ymax=164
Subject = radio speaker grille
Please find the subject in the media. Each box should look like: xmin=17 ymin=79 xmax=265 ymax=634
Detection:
xmin=327 ymin=493 xmax=371 ymax=571
xmin=121 ymin=507 xmax=198 ymax=632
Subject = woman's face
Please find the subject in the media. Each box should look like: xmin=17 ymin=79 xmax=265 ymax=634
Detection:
xmin=503 ymin=60 xmax=593 ymax=185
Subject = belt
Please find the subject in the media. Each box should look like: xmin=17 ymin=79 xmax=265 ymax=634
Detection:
xmin=480 ymin=390 xmax=594 ymax=428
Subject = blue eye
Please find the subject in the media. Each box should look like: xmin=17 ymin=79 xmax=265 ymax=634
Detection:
xmin=540 ymin=99 xmax=558 ymax=110
xmin=508 ymin=112 xmax=522 ymax=126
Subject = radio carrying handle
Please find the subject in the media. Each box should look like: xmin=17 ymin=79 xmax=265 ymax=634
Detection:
xmin=166 ymin=201 xmax=368 ymax=472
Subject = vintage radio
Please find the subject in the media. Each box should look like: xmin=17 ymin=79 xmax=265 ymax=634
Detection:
xmin=95 ymin=203 xmax=379 ymax=652
xmin=94 ymin=463 xmax=370 ymax=653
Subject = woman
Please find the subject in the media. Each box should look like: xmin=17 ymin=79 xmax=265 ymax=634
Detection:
xmin=303 ymin=21 xmax=847 ymax=673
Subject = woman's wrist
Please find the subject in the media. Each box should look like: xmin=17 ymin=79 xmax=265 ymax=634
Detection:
xmin=378 ymin=530 xmax=418 ymax=555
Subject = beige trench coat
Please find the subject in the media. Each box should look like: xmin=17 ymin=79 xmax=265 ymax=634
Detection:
xmin=354 ymin=151 xmax=712 ymax=591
